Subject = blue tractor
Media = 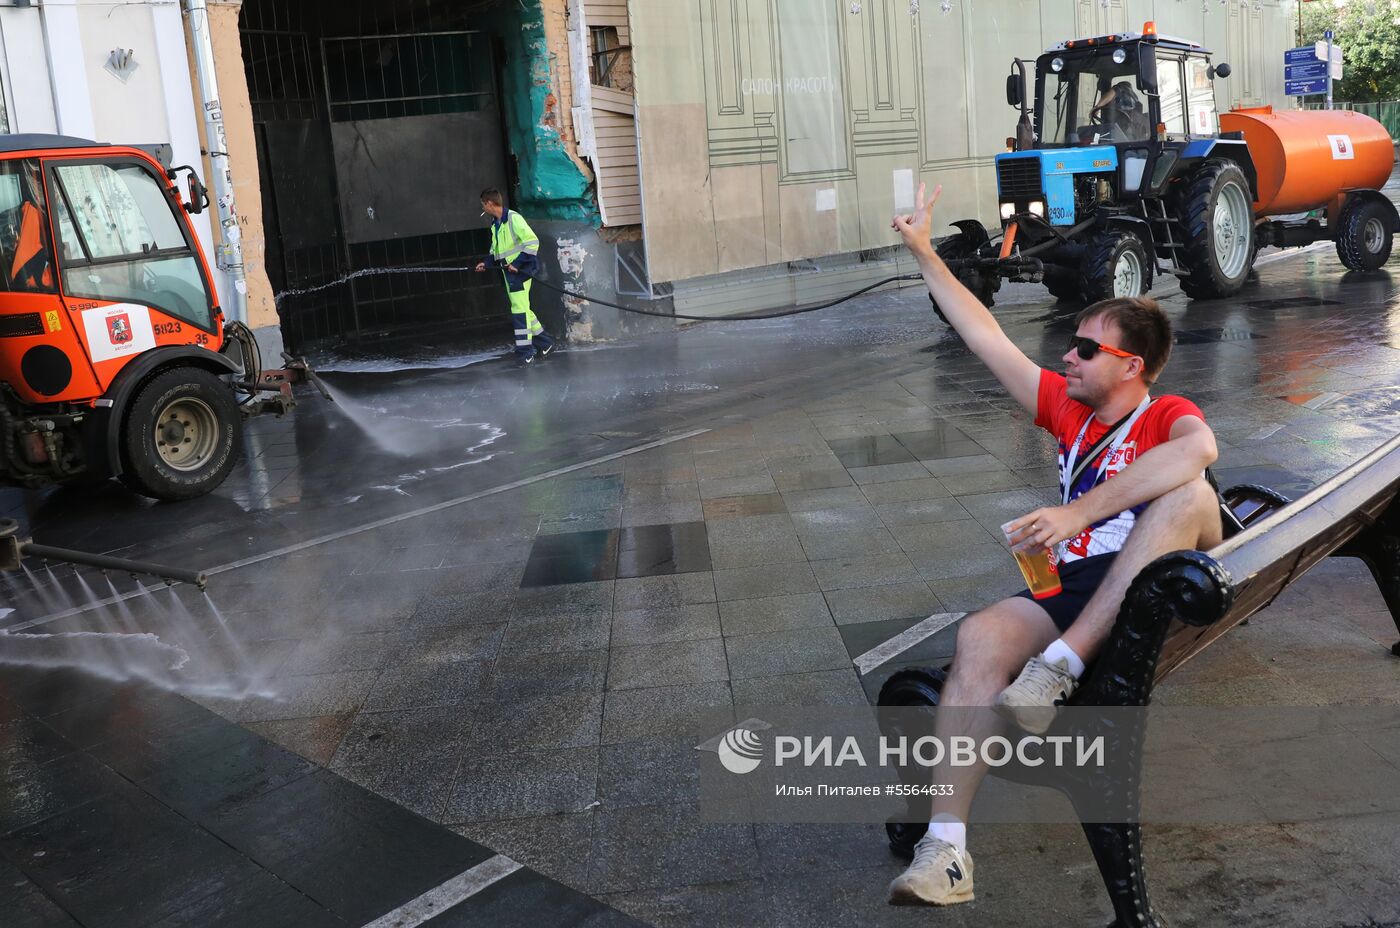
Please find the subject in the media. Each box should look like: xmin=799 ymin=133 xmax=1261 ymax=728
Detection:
xmin=940 ymin=22 xmax=1258 ymax=306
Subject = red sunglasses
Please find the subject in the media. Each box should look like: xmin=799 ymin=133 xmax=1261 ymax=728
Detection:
xmin=1068 ymin=335 xmax=1137 ymax=361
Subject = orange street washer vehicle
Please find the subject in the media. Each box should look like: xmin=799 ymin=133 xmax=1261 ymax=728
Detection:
xmin=0 ymin=134 xmax=309 ymax=501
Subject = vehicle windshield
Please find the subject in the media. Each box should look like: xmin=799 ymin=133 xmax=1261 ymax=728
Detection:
xmin=1038 ymin=46 xmax=1152 ymax=147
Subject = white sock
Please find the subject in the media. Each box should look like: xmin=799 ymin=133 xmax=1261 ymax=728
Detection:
xmin=927 ymin=815 xmax=967 ymax=852
xmin=1043 ymin=638 xmax=1086 ymax=679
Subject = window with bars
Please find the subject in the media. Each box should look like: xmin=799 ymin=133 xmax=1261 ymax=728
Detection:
xmin=322 ymin=31 xmax=493 ymax=122
xmin=589 ymin=25 xmax=628 ymax=89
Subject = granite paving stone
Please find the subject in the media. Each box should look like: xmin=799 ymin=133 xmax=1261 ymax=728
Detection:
xmin=823 ymin=580 xmax=942 ymax=626
xmin=724 ymin=627 xmax=851 ymax=679
xmin=857 ymin=477 xmax=951 ymax=504
xmin=713 ymin=562 xmax=821 ymax=602
xmin=611 ymin=604 xmax=724 ymax=646
xmin=488 ymin=649 xmax=610 ymax=695
xmin=780 ymin=486 xmax=870 ymax=512
xmin=717 ymin=593 xmax=834 ymax=637
xmin=809 ymin=553 xmax=921 ymax=592
xmin=444 ymin=747 xmax=600 ymax=823
xmin=359 ymin=661 xmax=492 ymax=712
xmin=453 ymin=812 xmax=597 ymax=889
xmin=730 ymin=669 xmax=869 ymax=712
xmin=607 ymin=639 xmax=731 ymax=690
xmin=600 ymin=681 xmax=736 ymax=745
xmin=613 ymin=572 xmax=718 ymax=610
xmin=588 ymin=802 xmax=760 ymax=894
xmin=598 ymin=737 xmax=708 ymax=809
xmin=697 ymin=475 xmax=778 ymax=500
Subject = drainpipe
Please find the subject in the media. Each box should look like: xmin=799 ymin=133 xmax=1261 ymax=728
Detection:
xmin=182 ymin=0 xmax=248 ymax=325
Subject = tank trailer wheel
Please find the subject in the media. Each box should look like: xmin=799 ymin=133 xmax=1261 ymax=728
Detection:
xmin=120 ymin=366 xmax=242 ymax=501
xmin=1079 ymin=231 xmax=1152 ymax=303
xmin=1336 ymin=198 xmax=1395 ymax=272
xmin=1175 ymin=160 xmax=1255 ymax=300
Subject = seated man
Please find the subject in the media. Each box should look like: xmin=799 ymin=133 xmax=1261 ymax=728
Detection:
xmin=885 ymin=183 xmax=1222 ymax=906
xmin=1087 ymin=80 xmax=1149 ymax=142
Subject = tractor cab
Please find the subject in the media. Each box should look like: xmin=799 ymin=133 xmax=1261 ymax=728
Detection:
xmin=998 ymin=24 xmax=1237 ymax=232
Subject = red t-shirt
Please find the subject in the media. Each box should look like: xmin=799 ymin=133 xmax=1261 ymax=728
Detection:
xmin=1035 ymin=370 xmax=1205 ymax=562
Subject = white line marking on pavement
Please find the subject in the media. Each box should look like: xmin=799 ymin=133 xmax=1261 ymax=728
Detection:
xmin=853 ymin=612 xmax=966 ymax=676
xmin=1246 ymin=424 xmax=1285 ymax=441
xmin=8 ymin=429 xmax=710 ymax=632
xmin=361 ymin=854 xmax=522 ymax=928
xmin=1301 ymin=391 xmax=1343 ymax=410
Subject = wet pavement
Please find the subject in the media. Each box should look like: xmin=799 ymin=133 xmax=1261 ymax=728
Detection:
xmin=5 ymin=193 xmax=1400 ymax=925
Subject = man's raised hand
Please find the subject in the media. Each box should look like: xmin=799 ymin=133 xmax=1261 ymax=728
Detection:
xmin=892 ymin=182 xmax=942 ymax=258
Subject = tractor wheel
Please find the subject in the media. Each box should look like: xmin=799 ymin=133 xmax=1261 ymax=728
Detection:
xmin=1174 ymin=160 xmax=1255 ymax=300
xmin=1336 ymin=197 xmax=1395 ymax=272
xmin=1044 ymin=269 xmax=1082 ymax=303
xmin=931 ymin=232 xmax=998 ymax=322
xmin=1078 ymin=231 xmax=1152 ymax=304
xmin=120 ymin=366 xmax=242 ymax=501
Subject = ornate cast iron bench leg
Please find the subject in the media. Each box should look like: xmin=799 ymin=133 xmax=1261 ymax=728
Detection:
xmin=1080 ymin=821 xmax=1163 ymax=928
xmin=1335 ymin=498 xmax=1400 ymax=656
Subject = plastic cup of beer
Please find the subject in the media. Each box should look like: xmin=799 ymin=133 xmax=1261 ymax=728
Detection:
xmin=1001 ymin=521 xmax=1063 ymax=600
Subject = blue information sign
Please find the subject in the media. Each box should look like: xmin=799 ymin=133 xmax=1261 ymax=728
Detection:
xmin=1284 ymin=46 xmax=1317 ymax=64
xmin=1286 ymin=76 xmax=1329 ymax=96
xmin=1286 ymin=60 xmax=1329 ymax=80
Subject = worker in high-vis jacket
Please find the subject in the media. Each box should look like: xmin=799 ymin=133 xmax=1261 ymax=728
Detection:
xmin=475 ymin=188 xmax=554 ymax=365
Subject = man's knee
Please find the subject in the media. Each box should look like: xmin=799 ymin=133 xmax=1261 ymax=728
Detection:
xmin=1137 ymin=477 xmax=1222 ymax=546
xmin=952 ymin=601 xmax=1054 ymax=676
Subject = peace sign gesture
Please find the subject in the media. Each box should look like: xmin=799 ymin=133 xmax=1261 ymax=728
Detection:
xmin=892 ymin=182 xmax=942 ymax=259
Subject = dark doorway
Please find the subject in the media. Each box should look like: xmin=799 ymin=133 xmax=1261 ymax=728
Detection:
xmin=241 ymin=0 xmax=514 ymax=354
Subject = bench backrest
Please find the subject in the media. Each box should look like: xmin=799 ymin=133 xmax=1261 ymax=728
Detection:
xmin=1154 ymin=433 xmax=1400 ymax=681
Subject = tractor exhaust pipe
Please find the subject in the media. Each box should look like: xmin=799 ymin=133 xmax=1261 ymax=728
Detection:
xmin=0 ymin=519 xmax=208 ymax=591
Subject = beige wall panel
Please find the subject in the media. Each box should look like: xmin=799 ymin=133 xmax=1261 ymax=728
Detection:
xmin=760 ymin=162 xmax=781 ymax=266
xmin=712 ymin=165 xmax=770 ymax=273
xmin=777 ymin=181 xmax=838 ymax=263
xmin=640 ymin=103 xmax=720 ymax=281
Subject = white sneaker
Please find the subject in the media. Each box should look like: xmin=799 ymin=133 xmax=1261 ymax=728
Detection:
xmin=994 ymin=653 xmax=1078 ymax=735
xmin=887 ymin=834 xmax=975 ymax=906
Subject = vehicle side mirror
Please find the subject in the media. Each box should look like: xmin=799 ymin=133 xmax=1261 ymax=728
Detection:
xmin=1006 ymin=73 xmax=1022 ymax=107
xmin=1137 ymin=45 xmax=1158 ymax=93
xmin=1211 ymin=62 xmax=1232 ymax=79
xmin=185 ymin=173 xmax=209 ymax=215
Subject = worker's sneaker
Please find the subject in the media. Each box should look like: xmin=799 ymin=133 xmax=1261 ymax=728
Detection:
xmin=887 ymin=835 xmax=974 ymax=906
xmin=994 ymin=653 xmax=1078 ymax=735
xmin=537 ymin=341 xmax=555 ymax=358
xmin=514 ymin=351 xmax=537 ymax=367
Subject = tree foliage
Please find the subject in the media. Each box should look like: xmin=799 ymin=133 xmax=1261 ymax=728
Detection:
xmin=1300 ymin=0 xmax=1400 ymax=102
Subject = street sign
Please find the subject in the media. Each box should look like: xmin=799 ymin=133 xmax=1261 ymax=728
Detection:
xmin=1286 ymin=60 xmax=1329 ymax=81
xmin=1314 ymin=41 xmax=1343 ymax=64
xmin=1286 ymin=76 xmax=1329 ymax=97
xmin=1330 ymin=58 xmax=1343 ymax=81
xmin=1284 ymin=46 xmax=1317 ymax=64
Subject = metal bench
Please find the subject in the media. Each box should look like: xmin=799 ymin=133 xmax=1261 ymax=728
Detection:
xmin=878 ymin=433 xmax=1400 ymax=928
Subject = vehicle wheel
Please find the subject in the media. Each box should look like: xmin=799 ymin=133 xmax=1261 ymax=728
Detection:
xmin=1044 ymin=270 xmax=1082 ymax=302
xmin=1174 ymin=159 xmax=1255 ymax=299
xmin=1078 ymin=231 xmax=1152 ymax=304
xmin=1336 ymin=197 xmax=1395 ymax=272
xmin=930 ymin=232 xmax=998 ymax=322
xmin=120 ymin=366 xmax=241 ymax=501
xmin=878 ymin=667 xmax=946 ymax=859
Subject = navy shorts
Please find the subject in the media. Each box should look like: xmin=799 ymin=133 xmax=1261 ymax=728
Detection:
xmin=1014 ymin=552 xmax=1118 ymax=632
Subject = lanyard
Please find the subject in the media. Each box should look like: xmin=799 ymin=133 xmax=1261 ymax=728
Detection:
xmin=1062 ymin=395 xmax=1152 ymax=506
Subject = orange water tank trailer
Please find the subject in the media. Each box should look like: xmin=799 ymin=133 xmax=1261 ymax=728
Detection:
xmin=1220 ymin=106 xmax=1394 ymax=216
